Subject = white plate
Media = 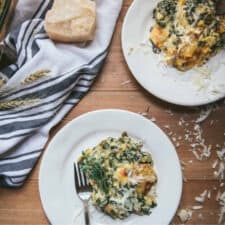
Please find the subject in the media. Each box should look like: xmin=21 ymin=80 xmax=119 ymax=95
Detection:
xmin=122 ymin=0 xmax=225 ymax=106
xmin=39 ymin=109 xmax=182 ymax=225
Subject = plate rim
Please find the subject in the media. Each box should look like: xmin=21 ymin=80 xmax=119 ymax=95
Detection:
xmin=121 ymin=0 xmax=225 ymax=107
xmin=38 ymin=109 xmax=183 ymax=225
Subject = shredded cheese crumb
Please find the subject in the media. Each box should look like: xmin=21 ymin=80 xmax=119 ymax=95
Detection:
xmin=218 ymin=191 xmax=225 ymax=224
xmin=212 ymin=160 xmax=219 ymax=169
xmin=192 ymin=205 xmax=204 ymax=210
xmin=177 ymin=209 xmax=192 ymax=223
xmin=196 ymin=106 xmax=212 ymax=123
xmin=195 ymin=190 xmax=208 ymax=203
xmin=139 ymin=112 xmax=148 ymax=117
xmin=214 ymin=162 xmax=225 ymax=180
xmin=207 ymin=191 xmax=211 ymax=199
xmin=121 ymin=80 xmax=131 ymax=86
xmin=217 ymin=148 xmax=225 ymax=161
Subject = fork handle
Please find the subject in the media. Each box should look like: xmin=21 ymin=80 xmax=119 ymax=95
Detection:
xmin=84 ymin=202 xmax=90 ymax=225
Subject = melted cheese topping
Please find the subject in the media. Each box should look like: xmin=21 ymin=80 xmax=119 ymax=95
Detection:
xmin=78 ymin=132 xmax=157 ymax=219
xmin=150 ymin=0 xmax=225 ymax=71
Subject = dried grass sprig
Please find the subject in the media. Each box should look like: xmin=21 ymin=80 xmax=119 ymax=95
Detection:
xmin=21 ymin=69 xmax=51 ymax=85
xmin=0 ymin=98 xmax=40 ymax=110
xmin=0 ymin=77 xmax=6 ymax=88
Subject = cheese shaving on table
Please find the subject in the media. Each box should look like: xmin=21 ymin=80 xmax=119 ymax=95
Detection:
xmin=214 ymin=162 xmax=225 ymax=180
xmin=217 ymin=148 xmax=225 ymax=161
xmin=139 ymin=112 xmax=148 ymax=117
xmin=195 ymin=106 xmax=213 ymax=123
xmin=177 ymin=209 xmax=192 ymax=223
xmin=141 ymin=103 xmax=225 ymax=223
xmin=192 ymin=205 xmax=203 ymax=210
xmin=218 ymin=191 xmax=225 ymax=224
xmin=212 ymin=160 xmax=219 ymax=169
xmin=208 ymin=191 xmax=211 ymax=199
xmin=121 ymin=80 xmax=131 ymax=86
xmin=195 ymin=190 xmax=208 ymax=203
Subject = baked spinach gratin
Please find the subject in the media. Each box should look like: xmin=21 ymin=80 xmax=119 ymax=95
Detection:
xmin=149 ymin=0 xmax=225 ymax=71
xmin=78 ymin=132 xmax=157 ymax=219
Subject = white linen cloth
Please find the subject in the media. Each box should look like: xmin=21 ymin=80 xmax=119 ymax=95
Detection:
xmin=0 ymin=0 xmax=122 ymax=187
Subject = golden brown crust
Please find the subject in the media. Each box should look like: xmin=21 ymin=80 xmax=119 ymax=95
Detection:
xmin=44 ymin=0 xmax=96 ymax=43
xmin=149 ymin=0 xmax=225 ymax=71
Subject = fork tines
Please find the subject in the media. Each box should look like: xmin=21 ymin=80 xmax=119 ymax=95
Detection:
xmin=74 ymin=163 xmax=92 ymax=192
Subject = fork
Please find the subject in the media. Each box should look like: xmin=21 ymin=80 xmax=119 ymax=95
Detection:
xmin=74 ymin=163 xmax=92 ymax=225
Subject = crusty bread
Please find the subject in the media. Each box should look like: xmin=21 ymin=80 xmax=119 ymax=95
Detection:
xmin=44 ymin=0 xmax=96 ymax=43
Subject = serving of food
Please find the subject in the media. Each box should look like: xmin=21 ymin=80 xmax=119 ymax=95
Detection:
xmin=149 ymin=0 xmax=225 ymax=71
xmin=39 ymin=109 xmax=182 ymax=224
xmin=122 ymin=0 xmax=225 ymax=106
xmin=78 ymin=132 xmax=157 ymax=219
xmin=44 ymin=0 xmax=96 ymax=43
xmin=1 ymin=0 xmax=220 ymax=224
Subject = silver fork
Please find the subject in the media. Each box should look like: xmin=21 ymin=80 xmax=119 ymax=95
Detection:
xmin=74 ymin=163 xmax=92 ymax=225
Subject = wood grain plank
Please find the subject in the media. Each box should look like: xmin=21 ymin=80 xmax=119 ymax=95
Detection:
xmin=0 ymin=2 xmax=224 ymax=225
xmin=92 ymin=5 xmax=139 ymax=91
xmin=21 ymin=91 xmax=224 ymax=182
xmin=0 ymin=180 xmax=222 ymax=225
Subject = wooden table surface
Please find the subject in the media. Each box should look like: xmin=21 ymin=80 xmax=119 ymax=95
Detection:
xmin=1 ymin=1 xmax=225 ymax=224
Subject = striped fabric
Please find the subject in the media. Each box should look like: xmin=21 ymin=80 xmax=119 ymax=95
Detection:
xmin=0 ymin=0 xmax=11 ymax=31
xmin=0 ymin=0 xmax=122 ymax=187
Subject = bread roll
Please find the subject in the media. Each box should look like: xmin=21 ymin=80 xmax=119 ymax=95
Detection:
xmin=44 ymin=0 xmax=96 ymax=43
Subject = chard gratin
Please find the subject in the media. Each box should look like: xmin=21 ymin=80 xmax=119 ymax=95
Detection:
xmin=149 ymin=0 xmax=225 ymax=71
xmin=78 ymin=132 xmax=157 ymax=219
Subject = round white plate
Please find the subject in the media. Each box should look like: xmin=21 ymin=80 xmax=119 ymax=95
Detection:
xmin=39 ymin=109 xmax=182 ymax=225
xmin=122 ymin=0 xmax=225 ymax=106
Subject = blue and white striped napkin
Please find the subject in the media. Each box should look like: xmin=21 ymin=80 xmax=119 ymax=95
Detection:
xmin=0 ymin=0 xmax=122 ymax=187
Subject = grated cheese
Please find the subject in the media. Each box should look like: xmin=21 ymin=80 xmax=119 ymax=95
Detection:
xmin=176 ymin=143 xmax=180 ymax=147
xmin=218 ymin=191 xmax=225 ymax=224
xmin=217 ymin=148 xmax=225 ymax=161
xmin=196 ymin=106 xmax=212 ymax=123
xmin=192 ymin=205 xmax=203 ymax=210
xmin=212 ymin=159 xmax=219 ymax=169
xmin=195 ymin=190 xmax=208 ymax=203
xmin=217 ymin=191 xmax=222 ymax=201
xmin=121 ymin=80 xmax=131 ymax=86
xmin=207 ymin=191 xmax=211 ymax=199
xmin=195 ymin=196 xmax=205 ymax=203
xmin=177 ymin=209 xmax=192 ymax=223
xmin=183 ymin=176 xmax=187 ymax=182
xmin=214 ymin=162 xmax=225 ymax=180
xmin=139 ymin=112 xmax=148 ymax=117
